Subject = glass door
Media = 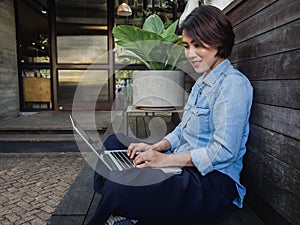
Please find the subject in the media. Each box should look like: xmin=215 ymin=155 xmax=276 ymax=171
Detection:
xmin=54 ymin=0 xmax=114 ymax=110
xmin=16 ymin=0 xmax=52 ymax=111
xmin=16 ymin=0 xmax=114 ymax=111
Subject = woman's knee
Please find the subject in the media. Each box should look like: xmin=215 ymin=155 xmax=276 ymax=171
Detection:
xmin=103 ymin=133 xmax=128 ymax=150
xmin=103 ymin=133 xmax=118 ymax=146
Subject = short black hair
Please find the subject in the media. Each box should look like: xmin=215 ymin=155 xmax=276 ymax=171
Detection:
xmin=180 ymin=5 xmax=235 ymax=58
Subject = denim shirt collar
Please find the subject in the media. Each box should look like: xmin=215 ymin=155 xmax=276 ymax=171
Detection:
xmin=196 ymin=59 xmax=230 ymax=87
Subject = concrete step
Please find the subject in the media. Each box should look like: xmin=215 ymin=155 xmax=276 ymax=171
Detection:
xmin=0 ymin=111 xmax=111 ymax=152
xmin=0 ymin=133 xmax=76 ymax=152
xmin=0 ymin=131 xmax=105 ymax=153
xmin=0 ymin=133 xmax=76 ymax=142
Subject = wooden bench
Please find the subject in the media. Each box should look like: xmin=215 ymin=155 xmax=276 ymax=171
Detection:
xmin=47 ymin=162 xmax=265 ymax=225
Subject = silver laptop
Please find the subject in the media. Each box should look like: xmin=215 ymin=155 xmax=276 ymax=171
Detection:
xmin=70 ymin=115 xmax=182 ymax=174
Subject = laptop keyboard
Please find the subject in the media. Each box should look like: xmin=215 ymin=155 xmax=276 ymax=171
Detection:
xmin=107 ymin=150 xmax=134 ymax=170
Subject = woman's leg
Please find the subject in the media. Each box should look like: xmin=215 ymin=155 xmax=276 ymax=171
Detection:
xmin=103 ymin=133 xmax=138 ymax=150
xmin=88 ymin=133 xmax=237 ymax=225
xmin=88 ymin=168 xmax=236 ymax=225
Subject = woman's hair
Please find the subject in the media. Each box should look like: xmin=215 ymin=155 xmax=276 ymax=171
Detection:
xmin=179 ymin=5 xmax=235 ymax=58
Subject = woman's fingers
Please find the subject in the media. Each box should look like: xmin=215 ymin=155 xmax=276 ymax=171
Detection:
xmin=134 ymin=150 xmax=170 ymax=168
xmin=127 ymin=143 xmax=137 ymax=159
xmin=127 ymin=143 xmax=151 ymax=159
xmin=133 ymin=152 xmax=149 ymax=167
xmin=128 ymin=143 xmax=144 ymax=159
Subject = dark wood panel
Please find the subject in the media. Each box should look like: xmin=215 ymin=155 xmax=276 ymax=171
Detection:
xmin=144 ymin=116 xmax=165 ymax=144
xmin=137 ymin=116 xmax=147 ymax=139
xmin=144 ymin=115 xmax=175 ymax=144
xmin=106 ymin=114 xmax=124 ymax=136
xmin=225 ymin=0 xmax=277 ymax=26
xmin=231 ymin=19 xmax=300 ymax=62
xmin=252 ymin=80 xmax=300 ymax=109
xmin=233 ymin=0 xmax=300 ymax=44
xmin=243 ymin=148 xmax=300 ymax=224
xmin=233 ymin=49 xmax=300 ymax=80
xmin=248 ymin=124 xmax=300 ymax=170
xmin=246 ymin=146 xmax=300 ymax=198
xmin=232 ymin=205 xmax=266 ymax=225
xmin=244 ymin=185 xmax=293 ymax=225
xmin=216 ymin=206 xmax=243 ymax=225
xmin=128 ymin=116 xmax=137 ymax=137
xmin=83 ymin=193 xmax=102 ymax=225
xmin=250 ymin=103 xmax=300 ymax=140
xmin=227 ymin=1 xmax=300 ymax=224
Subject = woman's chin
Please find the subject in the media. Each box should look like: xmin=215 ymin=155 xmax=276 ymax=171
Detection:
xmin=193 ymin=66 xmax=208 ymax=74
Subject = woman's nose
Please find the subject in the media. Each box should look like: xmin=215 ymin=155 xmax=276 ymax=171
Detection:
xmin=186 ymin=48 xmax=197 ymax=59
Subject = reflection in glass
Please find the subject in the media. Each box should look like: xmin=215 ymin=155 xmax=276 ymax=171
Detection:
xmin=17 ymin=0 xmax=50 ymax=63
xmin=58 ymin=70 xmax=109 ymax=103
xmin=115 ymin=0 xmax=188 ymax=26
xmin=57 ymin=36 xmax=107 ymax=64
xmin=22 ymin=69 xmax=51 ymax=110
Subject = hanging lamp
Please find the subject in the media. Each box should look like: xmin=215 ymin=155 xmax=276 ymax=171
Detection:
xmin=117 ymin=2 xmax=132 ymax=16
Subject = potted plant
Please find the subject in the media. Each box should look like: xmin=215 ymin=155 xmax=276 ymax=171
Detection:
xmin=112 ymin=14 xmax=187 ymax=109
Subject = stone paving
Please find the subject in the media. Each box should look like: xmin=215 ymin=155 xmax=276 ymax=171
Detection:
xmin=0 ymin=152 xmax=85 ymax=225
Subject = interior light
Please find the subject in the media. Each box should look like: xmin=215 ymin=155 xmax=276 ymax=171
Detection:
xmin=117 ymin=2 xmax=132 ymax=16
xmin=80 ymin=25 xmax=108 ymax=30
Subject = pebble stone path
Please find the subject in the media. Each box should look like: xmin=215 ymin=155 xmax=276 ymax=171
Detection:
xmin=0 ymin=152 xmax=85 ymax=225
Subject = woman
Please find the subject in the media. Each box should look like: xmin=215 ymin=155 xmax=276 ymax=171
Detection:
xmin=87 ymin=5 xmax=253 ymax=225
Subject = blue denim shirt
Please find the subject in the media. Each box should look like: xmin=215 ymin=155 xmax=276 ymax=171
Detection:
xmin=164 ymin=59 xmax=253 ymax=208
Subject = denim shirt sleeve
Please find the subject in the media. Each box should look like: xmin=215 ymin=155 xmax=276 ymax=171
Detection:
xmin=164 ymin=124 xmax=182 ymax=151
xmin=190 ymin=73 xmax=253 ymax=175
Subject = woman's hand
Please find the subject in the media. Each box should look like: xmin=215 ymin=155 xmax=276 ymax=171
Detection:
xmin=133 ymin=150 xmax=169 ymax=168
xmin=128 ymin=139 xmax=172 ymax=161
xmin=133 ymin=150 xmax=194 ymax=168
xmin=127 ymin=142 xmax=152 ymax=159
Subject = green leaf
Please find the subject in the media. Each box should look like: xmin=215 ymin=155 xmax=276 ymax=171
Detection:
xmin=113 ymin=26 xmax=162 ymax=45
xmin=162 ymin=20 xmax=178 ymax=39
xmin=118 ymin=50 xmax=151 ymax=68
xmin=142 ymin=14 xmax=164 ymax=35
xmin=112 ymin=14 xmax=184 ymax=70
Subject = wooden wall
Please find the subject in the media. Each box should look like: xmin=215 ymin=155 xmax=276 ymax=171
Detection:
xmin=0 ymin=0 xmax=19 ymax=121
xmin=224 ymin=0 xmax=300 ymax=224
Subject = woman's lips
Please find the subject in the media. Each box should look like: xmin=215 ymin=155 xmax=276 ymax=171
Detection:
xmin=192 ymin=61 xmax=201 ymax=68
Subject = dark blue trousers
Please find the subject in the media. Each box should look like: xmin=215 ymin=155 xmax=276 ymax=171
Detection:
xmin=86 ymin=134 xmax=237 ymax=225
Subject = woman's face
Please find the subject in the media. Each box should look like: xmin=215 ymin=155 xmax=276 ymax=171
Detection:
xmin=182 ymin=30 xmax=224 ymax=74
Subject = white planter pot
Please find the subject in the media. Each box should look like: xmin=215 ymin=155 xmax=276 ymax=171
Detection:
xmin=132 ymin=70 xmax=185 ymax=108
